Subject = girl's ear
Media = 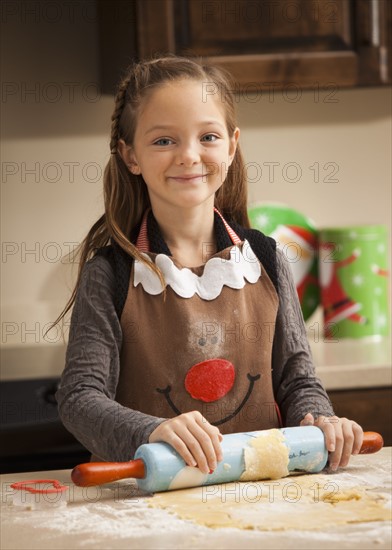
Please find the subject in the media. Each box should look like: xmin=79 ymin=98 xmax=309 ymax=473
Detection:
xmin=228 ymin=127 xmax=240 ymax=166
xmin=117 ymin=139 xmax=141 ymax=175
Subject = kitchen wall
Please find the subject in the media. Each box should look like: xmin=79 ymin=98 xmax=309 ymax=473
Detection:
xmin=1 ymin=3 xmax=391 ymax=379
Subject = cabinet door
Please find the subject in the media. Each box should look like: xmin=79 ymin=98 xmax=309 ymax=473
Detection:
xmin=98 ymin=0 xmax=138 ymax=94
xmin=328 ymin=387 xmax=392 ymax=447
xmin=136 ymin=0 xmax=391 ymax=89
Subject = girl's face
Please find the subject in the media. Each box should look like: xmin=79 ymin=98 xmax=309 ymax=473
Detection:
xmin=120 ymin=79 xmax=239 ymax=214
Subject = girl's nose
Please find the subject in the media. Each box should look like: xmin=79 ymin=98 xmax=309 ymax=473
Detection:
xmin=185 ymin=359 xmax=235 ymax=402
xmin=175 ymin=143 xmax=201 ymax=166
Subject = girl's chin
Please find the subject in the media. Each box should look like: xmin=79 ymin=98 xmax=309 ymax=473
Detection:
xmin=150 ymin=190 xmax=220 ymax=210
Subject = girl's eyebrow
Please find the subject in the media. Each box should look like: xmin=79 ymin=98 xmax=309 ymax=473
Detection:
xmin=144 ymin=125 xmax=174 ymax=136
xmin=144 ymin=121 xmax=226 ymax=136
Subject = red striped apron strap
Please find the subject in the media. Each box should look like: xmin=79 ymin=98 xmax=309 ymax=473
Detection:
xmin=213 ymin=207 xmax=242 ymax=245
xmin=136 ymin=208 xmax=242 ymax=252
xmin=135 ymin=210 xmax=150 ymax=252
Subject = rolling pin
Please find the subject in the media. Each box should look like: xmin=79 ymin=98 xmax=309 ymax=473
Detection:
xmin=71 ymin=427 xmax=383 ymax=493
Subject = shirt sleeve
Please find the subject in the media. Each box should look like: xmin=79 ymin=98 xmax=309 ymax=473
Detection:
xmin=56 ymin=254 xmax=165 ymax=461
xmin=272 ymin=249 xmax=335 ymax=426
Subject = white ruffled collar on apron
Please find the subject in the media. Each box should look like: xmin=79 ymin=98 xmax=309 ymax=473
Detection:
xmin=133 ymin=240 xmax=261 ymax=300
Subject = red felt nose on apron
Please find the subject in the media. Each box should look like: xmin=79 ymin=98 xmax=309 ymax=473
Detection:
xmin=185 ymin=359 xmax=235 ymax=402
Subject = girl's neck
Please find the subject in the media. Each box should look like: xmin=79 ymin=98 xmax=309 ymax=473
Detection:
xmin=151 ymin=204 xmax=217 ymax=267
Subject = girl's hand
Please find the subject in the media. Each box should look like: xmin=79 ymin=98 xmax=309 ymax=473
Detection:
xmin=300 ymin=413 xmax=363 ymax=471
xmin=148 ymin=411 xmax=223 ymax=474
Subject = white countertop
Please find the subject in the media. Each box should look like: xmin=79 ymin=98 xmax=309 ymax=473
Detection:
xmin=1 ymin=449 xmax=391 ymax=550
xmin=310 ymin=336 xmax=391 ymax=390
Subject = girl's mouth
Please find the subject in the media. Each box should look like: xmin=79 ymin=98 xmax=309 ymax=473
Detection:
xmin=168 ymin=174 xmax=206 ymax=182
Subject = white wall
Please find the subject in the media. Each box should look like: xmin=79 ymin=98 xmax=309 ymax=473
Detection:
xmin=237 ymin=87 xmax=391 ymax=229
xmin=1 ymin=6 xmax=391 ymax=379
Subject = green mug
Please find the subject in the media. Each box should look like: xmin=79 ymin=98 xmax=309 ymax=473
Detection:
xmin=319 ymin=225 xmax=390 ymax=339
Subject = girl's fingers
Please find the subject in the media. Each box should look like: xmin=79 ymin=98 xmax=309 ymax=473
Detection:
xmin=315 ymin=416 xmax=363 ymax=470
xmin=186 ymin=413 xmax=222 ymax=473
xmin=174 ymin=425 xmax=211 ymax=473
xmin=213 ymin=432 xmax=224 ymax=461
xmin=316 ymin=415 xmax=338 ymax=454
xmin=194 ymin=412 xmax=223 ymax=462
xmin=165 ymin=432 xmax=199 ymax=468
xmin=148 ymin=412 xmax=222 ymax=474
xmin=327 ymin=419 xmax=343 ymax=470
xmin=301 ymin=412 xmax=336 ymax=455
xmin=154 ymin=420 xmax=210 ymax=472
xmin=300 ymin=412 xmax=315 ymax=426
xmin=352 ymin=422 xmax=364 ymax=455
xmin=149 ymin=420 xmax=199 ymax=468
xmin=339 ymin=420 xmax=355 ymax=467
xmin=339 ymin=420 xmax=363 ymax=465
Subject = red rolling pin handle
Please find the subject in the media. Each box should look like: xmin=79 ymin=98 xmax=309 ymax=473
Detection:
xmin=359 ymin=431 xmax=384 ymax=454
xmin=71 ymin=431 xmax=384 ymax=487
xmin=71 ymin=458 xmax=145 ymax=487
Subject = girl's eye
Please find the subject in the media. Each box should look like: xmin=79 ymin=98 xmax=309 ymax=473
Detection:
xmin=154 ymin=138 xmax=174 ymax=146
xmin=201 ymin=134 xmax=218 ymax=143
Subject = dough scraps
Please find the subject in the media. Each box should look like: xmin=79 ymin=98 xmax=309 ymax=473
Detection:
xmin=150 ymin=474 xmax=391 ymax=531
xmin=240 ymin=429 xmax=289 ymax=481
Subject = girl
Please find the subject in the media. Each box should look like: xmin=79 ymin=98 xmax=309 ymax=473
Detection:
xmin=56 ymin=56 xmax=363 ymax=476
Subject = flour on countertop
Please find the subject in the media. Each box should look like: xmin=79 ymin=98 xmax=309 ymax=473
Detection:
xmin=1 ymin=451 xmax=391 ymax=549
xmin=2 ymin=490 xmax=202 ymax=545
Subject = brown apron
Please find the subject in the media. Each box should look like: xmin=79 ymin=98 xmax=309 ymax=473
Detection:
xmin=116 ymin=211 xmax=281 ymax=434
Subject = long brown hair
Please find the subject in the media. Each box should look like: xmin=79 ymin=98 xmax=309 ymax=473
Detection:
xmin=53 ymin=55 xmax=250 ymax=327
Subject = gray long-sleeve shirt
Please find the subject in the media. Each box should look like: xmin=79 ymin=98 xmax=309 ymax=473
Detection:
xmin=56 ymin=248 xmax=334 ymax=461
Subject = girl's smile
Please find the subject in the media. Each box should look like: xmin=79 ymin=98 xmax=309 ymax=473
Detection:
xmin=119 ymin=79 xmax=239 ymax=214
xmin=168 ymin=174 xmax=205 ymax=182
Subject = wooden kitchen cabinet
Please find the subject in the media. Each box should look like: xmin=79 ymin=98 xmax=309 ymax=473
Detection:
xmin=311 ymin=338 xmax=392 ymax=448
xmin=328 ymin=387 xmax=392 ymax=447
xmin=98 ymin=0 xmax=391 ymax=93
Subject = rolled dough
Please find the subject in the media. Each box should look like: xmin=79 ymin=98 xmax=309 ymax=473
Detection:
xmin=240 ymin=429 xmax=289 ymax=481
xmin=150 ymin=474 xmax=391 ymax=531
